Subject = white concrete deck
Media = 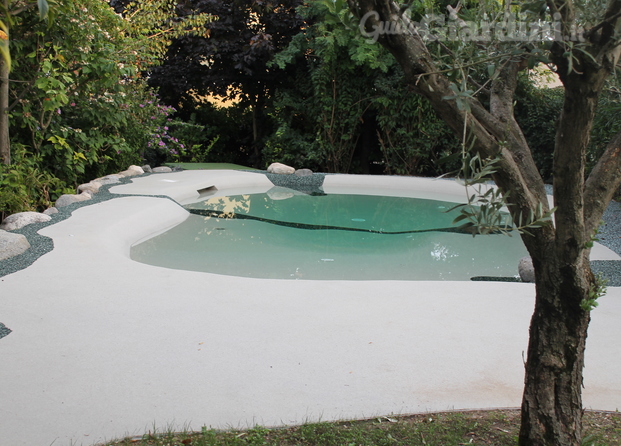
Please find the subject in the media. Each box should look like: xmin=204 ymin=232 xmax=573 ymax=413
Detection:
xmin=0 ymin=170 xmax=619 ymax=446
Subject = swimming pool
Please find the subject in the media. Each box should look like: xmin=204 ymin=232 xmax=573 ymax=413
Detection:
xmin=130 ymin=182 xmax=529 ymax=280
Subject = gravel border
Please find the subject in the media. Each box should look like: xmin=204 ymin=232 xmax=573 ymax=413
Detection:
xmin=1 ymin=174 xmax=620 ymax=339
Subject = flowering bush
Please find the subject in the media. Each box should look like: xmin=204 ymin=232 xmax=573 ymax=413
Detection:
xmin=2 ymin=0 xmax=210 ymax=211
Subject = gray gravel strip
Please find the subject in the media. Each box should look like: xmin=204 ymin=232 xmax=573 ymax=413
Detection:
xmin=0 ymin=322 xmax=10 ymax=339
xmin=599 ymin=199 xmax=621 ymax=254
xmin=594 ymin=199 xmax=621 ymax=287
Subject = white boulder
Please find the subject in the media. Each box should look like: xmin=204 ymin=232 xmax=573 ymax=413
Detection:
xmin=77 ymin=180 xmax=102 ymax=196
xmin=0 ymin=212 xmax=51 ymax=231
xmin=0 ymin=230 xmax=31 ymax=260
xmin=43 ymin=207 xmax=59 ymax=216
xmin=118 ymin=165 xmax=144 ymax=177
xmin=294 ymin=168 xmax=313 ymax=177
xmin=55 ymin=191 xmax=92 ymax=208
xmin=152 ymin=166 xmax=173 ymax=173
xmin=267 ymin=162 xmax=295 ymax=175
xmin=96 ymin=174 xmax=122 ymax=185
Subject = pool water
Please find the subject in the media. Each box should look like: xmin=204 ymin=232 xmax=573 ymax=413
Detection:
xmin=130 ymin=192 xmax=529 ymax=280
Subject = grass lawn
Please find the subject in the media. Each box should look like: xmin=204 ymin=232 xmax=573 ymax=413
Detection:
xmin=104 ymin=410 xmax=621 ymax=445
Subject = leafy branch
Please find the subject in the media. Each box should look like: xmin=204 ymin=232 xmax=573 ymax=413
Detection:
xmin=581 ymin=273 xmax=607 ymax=312
xmin=448 ymin=153 xmax=555 ymax=236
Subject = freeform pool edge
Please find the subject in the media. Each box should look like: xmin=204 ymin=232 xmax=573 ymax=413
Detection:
xmin=1 ymin=172 xmax=620 ymax=280
xmin=1 ymin=172 xmax=620 ymax=340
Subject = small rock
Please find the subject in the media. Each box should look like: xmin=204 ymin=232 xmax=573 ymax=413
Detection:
xmin=0 ymin=212 xmax=51 ymax=231
xmin=267 ymin=162 xmax=295 ymax=175
xmin=152 ymin=166 xmax=173 ymax=173
xmin=55 ymin=192 xmax=92 ymax=208
xmin=43 ymin=207 xmax=59 ymax=216
xmin=97 ymin=174 xmax=122 ymax=185
xmin=519 ymin=256 xmax=536 ymax=283
xmin=294 ymin=168 xmax=313 ymax=177
xmin=0 ymin=230 xmax=31 ymax=260
xmin=118 ymin=165 xmax=144 ymax=177
xmin=141 ymin=164 xmax=153 ymax=173
xmin=77 ymin=180 xmax=102 ymax=196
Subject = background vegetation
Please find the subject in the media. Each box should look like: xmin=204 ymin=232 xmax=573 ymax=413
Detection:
xmin=1 ymin=0 xmax=619 ymax=221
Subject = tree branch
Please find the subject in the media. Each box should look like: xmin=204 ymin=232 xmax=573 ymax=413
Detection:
xmin=348 ymin=0 xmax=551 ymax=254
xmin=584 ymin=130 xmax=621 ymax=235
xmin=585 ymin=10 xmax=621 ymax=41
xmin=602 ymin=0 xmax=621 ymax=43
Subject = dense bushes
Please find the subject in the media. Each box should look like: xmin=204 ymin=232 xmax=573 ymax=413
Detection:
xmin=515 ymin=76 xmax=621 ymax=184
xmin=2 ymin=1 xmax=618 ymax=222
xmin=514 ymin=79 xmax=563 ymax=182
xmin=262 ymin=0 xmax=460 ymax=175
xmin=0 ymin=0 xmax=203 ymax=218
xmin=0 ymin=145 xmax=69 ymax=220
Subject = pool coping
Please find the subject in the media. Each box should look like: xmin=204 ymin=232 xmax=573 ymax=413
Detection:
xmin=0 ymin=170 xmax=620 ymax=446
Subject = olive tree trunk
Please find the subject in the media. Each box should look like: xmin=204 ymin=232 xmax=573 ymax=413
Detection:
xmin=520 ymin=258 xmax=592 ymax=445
xmin=346 ymin=1 xmax=621 ymax=445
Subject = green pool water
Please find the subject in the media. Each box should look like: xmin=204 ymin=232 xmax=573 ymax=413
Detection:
xmin=130 ymin=192 xmax=529 ymax=280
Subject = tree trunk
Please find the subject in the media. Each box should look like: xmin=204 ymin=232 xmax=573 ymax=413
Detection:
xmin=518 ymin=55 xmax=606 ymax=446
xmin=519 ymin=253 xmax=592 ymax=446
xmin=250 ymin=91 xmax=266 ymax=168
xmin=0 ymin=57 xmax=9 ymax=165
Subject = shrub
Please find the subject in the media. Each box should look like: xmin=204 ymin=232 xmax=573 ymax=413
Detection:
xmin=0 ymin=145 xmax=70 ymax=220
xmin=514 ymin=79 xmax=563 ymax=182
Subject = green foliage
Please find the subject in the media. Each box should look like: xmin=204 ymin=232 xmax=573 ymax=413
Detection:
xmin=0 ymin=144 xmax=69 ymax=218
xmin=268 ymin=1 xmax=382 ymax=172
xmin=4 ymin=0 xmax=206 ymax=192
xmin=449 ymin=154 xmax=555 ymax=236
xmin=514 ymin=79 xmax=564 ymax=181
xmin=0 ymin=0 xmax=52 ymax=71
xmin=9 ymin=0 xmax=140 ymax=184
xmin=585 ymin=222 xmax=603 ymax=249
xmin=119 ymin=0 xmax=212 ymax=69
xmin=372 ymin=71 xmax=461 ymax=176
xmin=161 ymin=115 xmax=219 ymax=164
xmin=581 ymin=274 xmax=607 ymax=312
xmin=267 ymin=0 xmax=459 ymax=174
xmin=588 ymin=84 xmax=621 ymax=173
xmin=515 ymin=76 xmax=621 ymax=183
xmin=180 ymin=103 xmax=255 ymax=165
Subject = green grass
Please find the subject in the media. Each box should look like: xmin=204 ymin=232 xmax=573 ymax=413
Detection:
xmin=103 ymin=410 xmax=621 ymax=446
xmin=164 ymin=162 xmax=260 ymax=171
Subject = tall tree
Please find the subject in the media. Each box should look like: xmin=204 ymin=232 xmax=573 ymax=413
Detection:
xmin=344 ymin=0 xmax=621 ymax=445
xmin=148 ymin=0 xmax=305 ymax=166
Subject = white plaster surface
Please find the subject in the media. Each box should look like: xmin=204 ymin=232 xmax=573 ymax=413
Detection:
xmin=0 ymin=171 xmax=619 ymax=446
